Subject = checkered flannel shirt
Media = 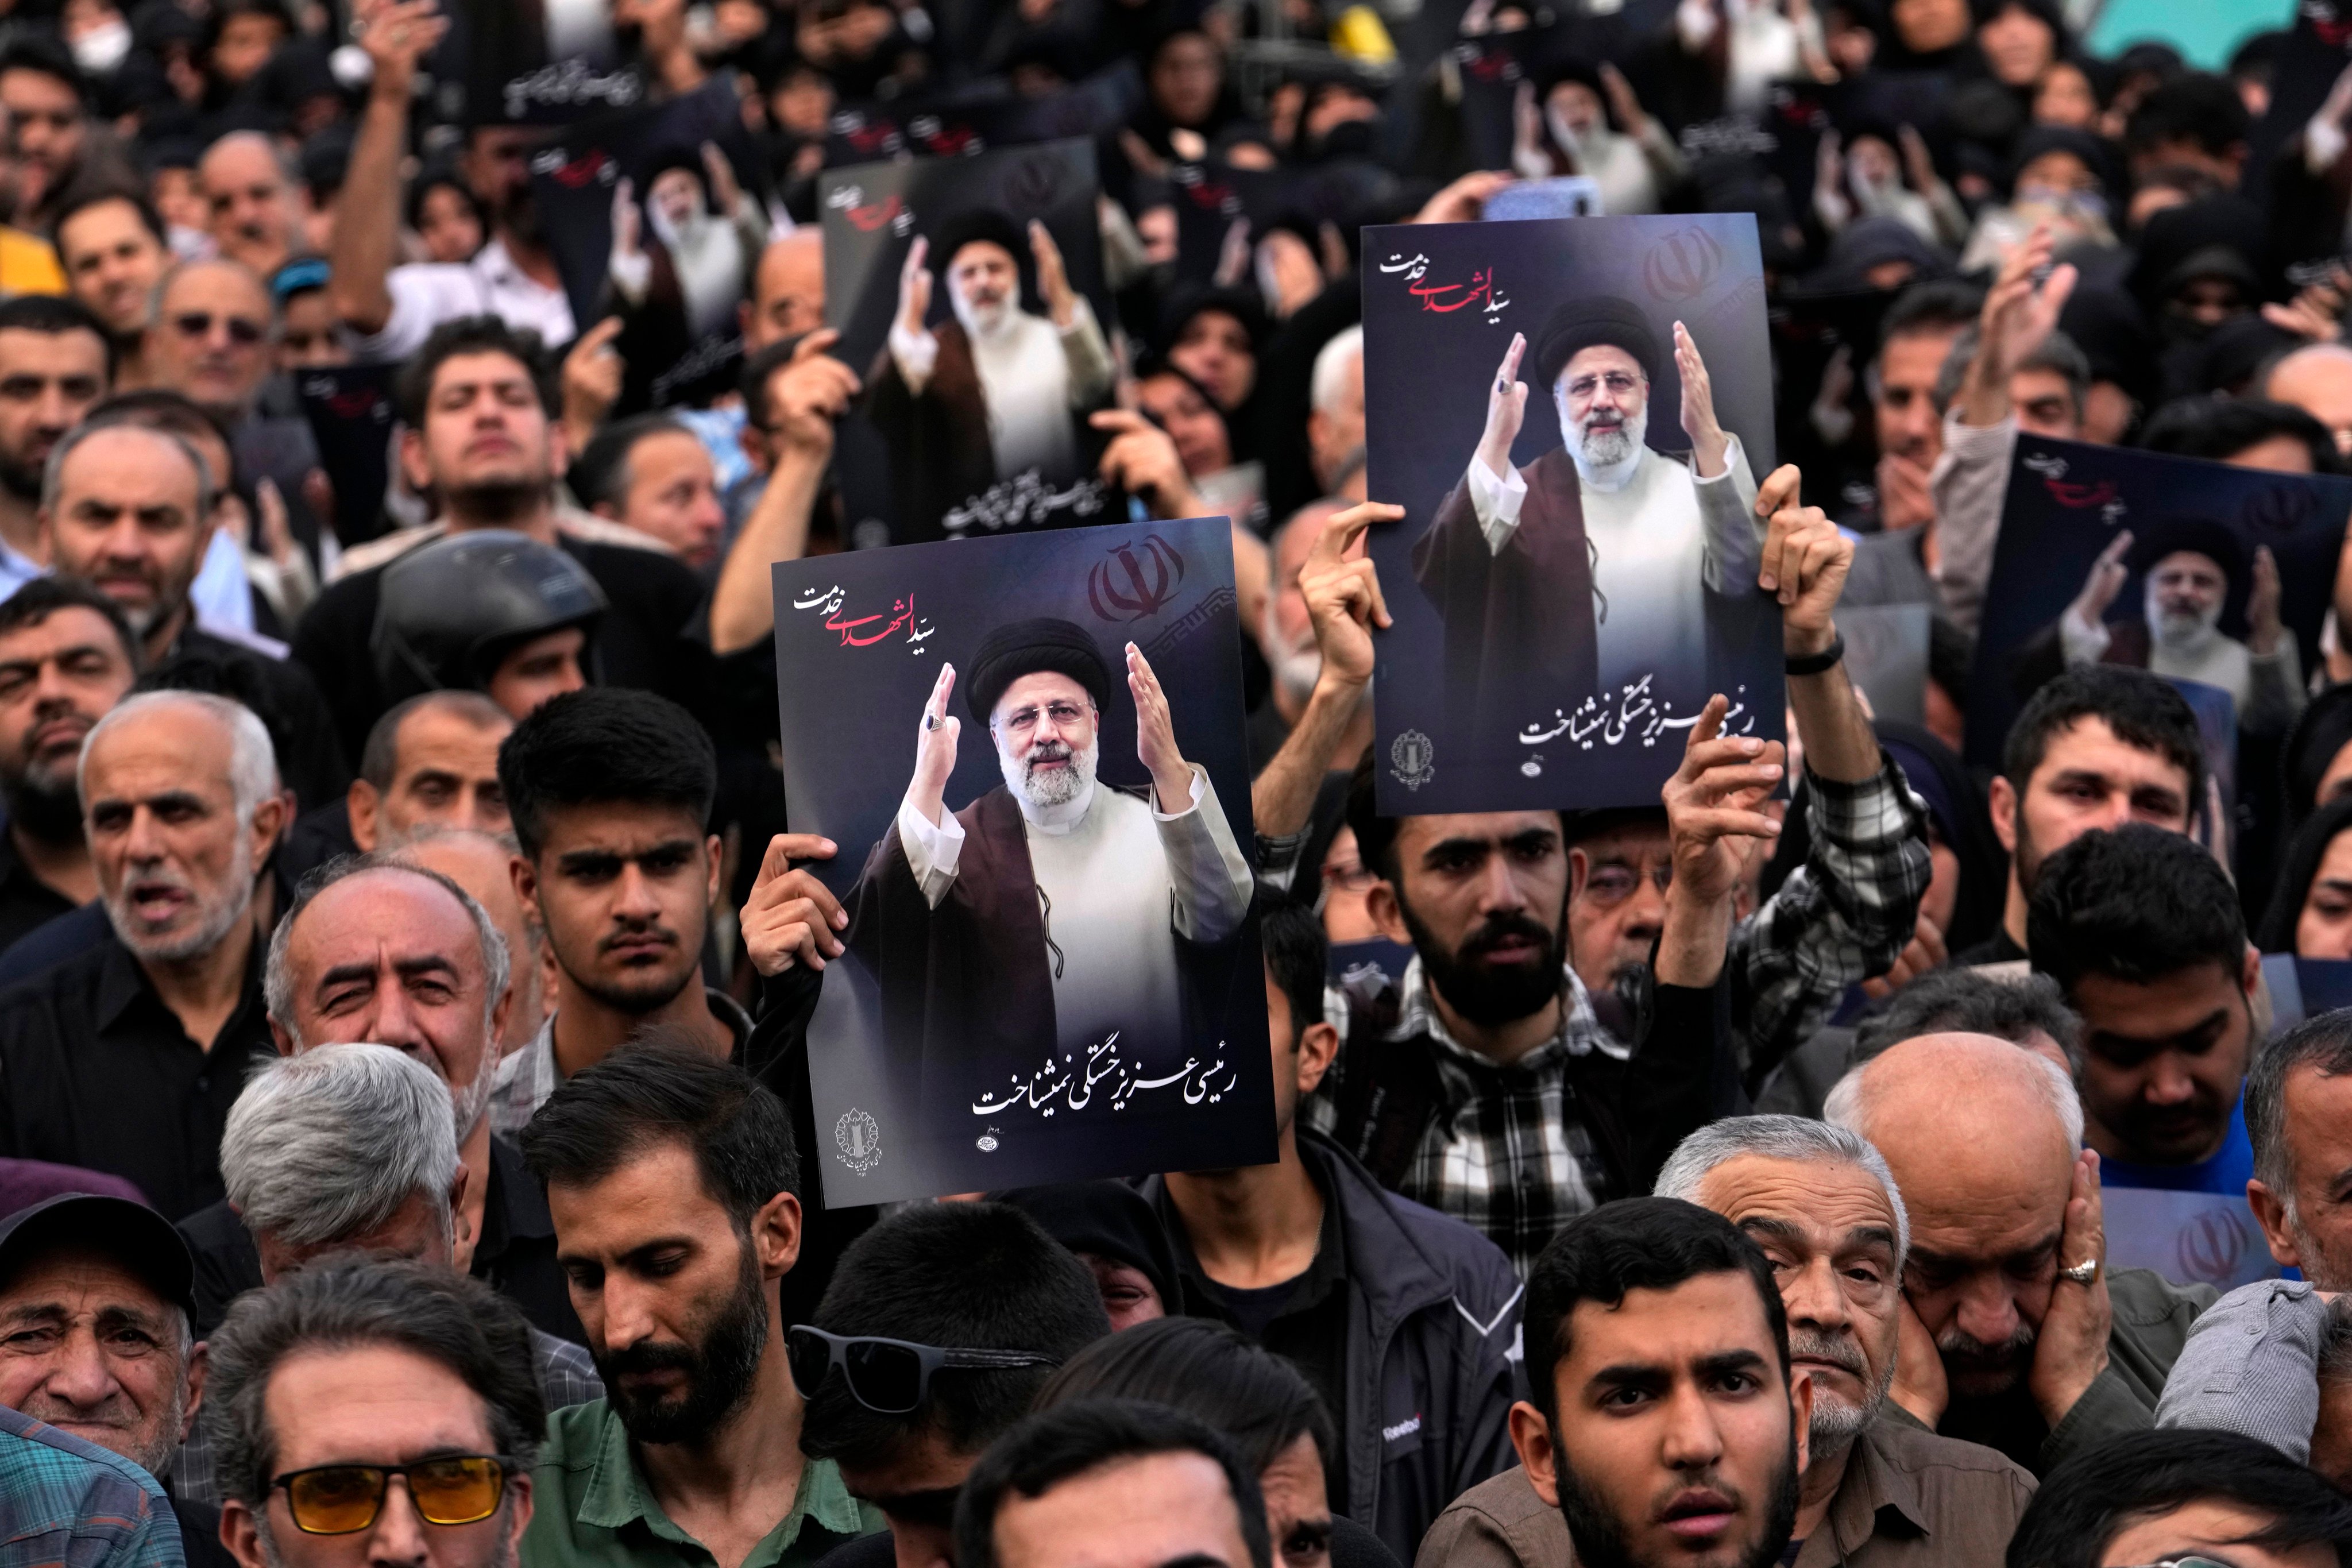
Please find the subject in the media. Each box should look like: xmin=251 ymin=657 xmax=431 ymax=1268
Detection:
xmin=1732 ymin=755 xmax=1932 ymax=1070
xmin=0 ymin=1406 xmax=182 ymax=1568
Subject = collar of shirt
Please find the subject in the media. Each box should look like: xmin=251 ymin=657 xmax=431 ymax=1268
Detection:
xmin=1803 ymin=1422 xmax=1934 ymax=1567
xmin=573 ymin=1400 xmax=868 ymax=1559
xmin=496 ymin=991 xmax=753 ymax=1127
xmin=95 ymin=926 xmax=261 ymax=1038
xmin=0 ymin=540 xmax=42 ymax=593
xmin=1021 ymin=775 xmax=1096 ymax=834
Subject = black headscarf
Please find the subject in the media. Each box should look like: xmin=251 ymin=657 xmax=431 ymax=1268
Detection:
xmin=991 ymin=1181 xmax=1183 ymax=1309
xmin=2282 ymin=682 xmax=2352 ymax=831
xmin=2256 ymin=794 xmax=2352 ymax=954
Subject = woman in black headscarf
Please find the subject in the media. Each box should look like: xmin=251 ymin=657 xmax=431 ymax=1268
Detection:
xmin=2257 ymin=795 xmax=2352 ymax=959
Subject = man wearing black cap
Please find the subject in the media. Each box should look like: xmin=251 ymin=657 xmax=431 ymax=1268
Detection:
xmin=2052 ymin=512 xmax=2303 ymax=735
xmin=870 ymin=211 xmax=1114 ymax=536
xmin=1414 ymin=296 xmax=1759 ymax=738
xmin=0 ymin=1191 xmax=230 ymax=1567
xmin=843 ymin=617 xmax=1252 ymax=1149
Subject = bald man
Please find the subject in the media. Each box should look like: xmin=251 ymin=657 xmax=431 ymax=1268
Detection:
xmin=199 ymin=132 xmax=307 ymax=279
xmin=743 ymin=230 xmax=824 ymax=352
xmin=2265 ymin=344 xmax=2352 ymax=458
xmin=1825 ymin=1032 xmax=2214 ymax=1477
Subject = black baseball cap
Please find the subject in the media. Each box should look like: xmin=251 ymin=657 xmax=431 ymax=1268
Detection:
xmin=0 ymin=1194 xmax=196 ymax=1318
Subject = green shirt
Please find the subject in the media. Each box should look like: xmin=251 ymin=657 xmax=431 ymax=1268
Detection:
xmin=523 ymin=1399 xmax=883 ymax=1568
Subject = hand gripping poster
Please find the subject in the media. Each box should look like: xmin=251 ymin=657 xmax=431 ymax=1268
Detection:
xmin=773 ymin=517 xmax=1273 ymax=1204
xmin=1360 ymin=213 xmax=1784 ymax=815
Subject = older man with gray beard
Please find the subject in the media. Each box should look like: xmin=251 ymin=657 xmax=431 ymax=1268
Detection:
xmin=843 ymin=615 xmax=1252 ymax=1154
xmin=0 ymin=689 xmax=285 ymax=1219
xmin=1414 ymin=296 xmax=1762 ymax=742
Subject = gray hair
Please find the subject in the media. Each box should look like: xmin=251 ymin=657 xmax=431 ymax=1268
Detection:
xmin=222 ymin=1044 xmax=457 ymax=1252
xmin=1654 ymin=1114 xmax=1910 ymax=1265
xmin=77 ymin=689 xmax=277 ymax=825
xmin=1825 ymin=1039 xmax=2086 ymax=1149
xmin=1851 ymin=968 xmax=2085 ymax=1073
xmin=1310 ymin=325 xmax=1362 ymax=416
xmin=200 ymin=1256 xmax=545 ymax=1507
xmin=40 ymin=419 xmax=216 ymax=531
xmin=2246 ymin=1010 xmax=2352 ymax=1212
xmin=263 ymin=853 xmax=511 ymax=1041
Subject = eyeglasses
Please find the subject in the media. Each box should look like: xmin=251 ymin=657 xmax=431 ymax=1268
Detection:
xmin=785 ymin=1325 xmax=1061 ymax=1413
xmin=172 ymin=311 xmax=267 ymax=345
xmin=271 ymin=1457 xmax=512 ymax=1535
xmin=1565 ymin=371 xmax=1642 ymax=399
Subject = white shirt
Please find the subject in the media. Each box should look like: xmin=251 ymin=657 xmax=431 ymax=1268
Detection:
xmin=350 ymin=239 xmax=577 ymax=365
xmin=886 ymin=298 xmax=1113 ymax=482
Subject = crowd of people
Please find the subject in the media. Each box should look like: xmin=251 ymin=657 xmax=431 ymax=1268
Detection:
xmin=0 ymin=1 xmax=2343 ymax=1567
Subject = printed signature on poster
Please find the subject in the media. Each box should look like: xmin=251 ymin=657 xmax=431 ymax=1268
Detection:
xmin=972 ymin=1030 xmax=1239 ymax=1117
xmin=1377 ymin=252 xmax=1511 ymax=321
xmin=943 ymin=470 xmax=1109 ymax=534
xmin=1516 ymin=677 xmax=1756 ymax=763
xmin=789 ymin=585 xmax=937 ymax=652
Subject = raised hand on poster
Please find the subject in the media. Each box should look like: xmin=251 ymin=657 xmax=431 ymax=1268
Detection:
xmin=2064 ymin=528 xmax=2134 ymax=639
xmin=742 ymin=832 xmax=845 ymax=975
xmin=907 ymin=660 xmax=961 ymax=828
xmin=892 ymin=235 xmax=936 ymax=373
xmin=608 ymin=179 xmax=648 ymax=303
xmin=1474 ymin=331 xmax=1528 ymax=482
xmin=1126 ymin=642 xmax=1196 ymax=808
xmin=1673 ymin=320 xmax=1729 ymax=478
xmin=1028 ymin=219 xmax=1079 ymax=329
xmin=701 ymin=141 xmax=746 ymax=223
xmin=2251 ymin=543 xmax=2285 ymax=655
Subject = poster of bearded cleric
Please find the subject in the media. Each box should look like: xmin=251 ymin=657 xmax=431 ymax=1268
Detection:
xmin=1360 ymin=214 xmax=1783 ymax=815
xmin=771 ymin=517 xmax=1272 ymax=1203
xmin=818 ymin=140 xmax=1117 ymax=545
xmin=1964 ymin=436 xmax=2352 ymax=770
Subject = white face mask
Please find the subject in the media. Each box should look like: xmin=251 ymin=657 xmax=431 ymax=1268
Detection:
xmin=71 ymin=18 xmax=130 ymax=75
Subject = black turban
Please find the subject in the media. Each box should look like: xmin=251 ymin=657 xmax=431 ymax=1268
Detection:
xmin=931 ymin=208 xmax=1032 ymax=277
xmin=2127 ymin=515 xmax=2244 ymax=584
xmin=1532 ymin=295 xmax=1662 ymax=391
xmin=965 ymin=617 xmax=1114 ymax=724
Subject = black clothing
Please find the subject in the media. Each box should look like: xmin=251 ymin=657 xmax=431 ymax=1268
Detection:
xmin=289 ymin=534 xmax=715 ymax=766
xmin=154 ymin=626 xmax=350 ymax=812
xmin=176 ymin=1133 xmax=585 ymax=1343
xmin=165 ymin=1485 xmax=235 ymax=1568
xmin=0 ymin=901 xmax=109 ymax=991
xmin=0 ymin=930 xmax=274 ymax=1219
xmin=0 ymin=827 xmax=79 ymax=955
xmin=1952 ymin=928 xmax=2027 ymax=966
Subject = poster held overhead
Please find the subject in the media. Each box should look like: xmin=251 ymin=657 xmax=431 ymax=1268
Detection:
xmin=1360 ymin=212 xmax=1784 ymax=816
xmin=772 ymin=517 xmax=1272 ymax=1206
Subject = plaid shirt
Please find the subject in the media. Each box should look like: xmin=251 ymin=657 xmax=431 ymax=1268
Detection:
xmin=1305 ymin=961 xmax=1625 ymax=1276
xmin=0 ymin=1405 xmax=183 ymax=1568
xmin=492 ymin=993 xmax=751 ymax=1138
xmin=171 ymin=1327 xmax=603 ymax=1509
xmin=1732 ymin=756 xmax=1932 ymax=1071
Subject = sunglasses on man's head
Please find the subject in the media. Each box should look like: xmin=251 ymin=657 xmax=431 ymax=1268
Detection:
xmin=785 ymin=1324 xmax=1060 ymax=1414
xmin=172 ymin=311 xmax=266 ymax=345
xmin=272 ymin=1457 xmax=512 ymax=1535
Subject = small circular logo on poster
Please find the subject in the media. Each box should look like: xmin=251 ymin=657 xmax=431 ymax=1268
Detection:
xmin=833 ymin=1110 xmax=883 ymax=1175
xmin=976 ymin=1133 xmax=999 ymax=1152
xmin=1391 ymin=729 xmax=1435 ymax=791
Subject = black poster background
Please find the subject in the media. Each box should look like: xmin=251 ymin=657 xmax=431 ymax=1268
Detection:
xmin=771 ymin=516 xmax=1273 ymax=1206
xmin=296 ymin=362 xmax=397 ymax=549
xmin=817 ymin=140 xmax=1117 ymax=546
xmin=1360 ymin=213 xmax=1784 ymax=816
xmin=455 ymin=0 xmax=643 ymax=126
xmin=1964 ymin=435 xmax=2352 ymax=770
xmin=529 ymin=77 xmax=766 ymax=404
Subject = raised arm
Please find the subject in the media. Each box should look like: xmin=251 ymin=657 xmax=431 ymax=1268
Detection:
xmin=710 ymin=331 xmax=860 ymax=656
xmin=1252 ymin=501 xmax=1400 ymax=841
xmin=330 ymin=0 xmax=444 ymax=337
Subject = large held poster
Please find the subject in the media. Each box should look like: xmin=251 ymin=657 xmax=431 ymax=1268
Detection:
xmin=773 ymin=517 xmax=1273 ymax=1204
xmin=1361 ymin=213 xmax=1783 ymax=815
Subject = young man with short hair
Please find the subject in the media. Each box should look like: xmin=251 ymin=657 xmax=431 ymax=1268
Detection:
xmin=0 ymin=577 xmax=137 ymax=945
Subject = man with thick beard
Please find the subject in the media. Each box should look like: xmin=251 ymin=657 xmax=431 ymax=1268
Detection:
xmin=1826 ymin=1032 xmax=2215 ymax=1476
xmin=868 ymin=211 xmax=1115 ymax=536
xmin=840 ymin=616 xmax=1253 ymax=1160
xmin=2052 ymin=516 xmax=2304 ymax=736
xmin=1508 ymin=1198 xmax=1808 ymax=1568
xmin=0 ymin=690 xmax=285 ymax=1218
xmin=0 ymin=294 xmax=108 ymax=600
xmin=0 ymin=578 xmax=136 ymax=947
xmin=1969 ymin=666 xmax=2204 ymax=964
xmin=1415 ymin=298 xmax=1760 ymax=741
xmin=489 ymin=689 xmax=748 ymax=1134
xmin=168 ymin=853 xmax=583 ymax=1349
xmin=520 ymin=1044 xmax=885 ymax=1568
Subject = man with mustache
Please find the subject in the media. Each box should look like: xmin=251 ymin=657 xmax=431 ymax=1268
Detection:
xmin=1826 ymin=1031 xmax=2215 ymax=1476
xmin=1506 ymin=1198 xmax=1810 ymax=1568
xmin=868 ymin=210 xmax=1115 ymax=538
xmin=836 ymin=615 xmax=1252 ymax=1167
xmin=0 ymin=690 xmax=285 ymax=1218
xmin=0 ymin=578 xmax=137 ymax=948
xmin=520 ymin=1044 xmax=885 ymax=1568
xmin=2050 ymin=515 xmax=2304 ymax=736
xmin=168 ymin=853 xmax=582 ymax=1350
xmin=488 ymin=688 xmax=748 ymax=1134
xmin=0 ymin=293 xmax=109 ymax=598
xmin=2026 ymin=825 xmax=2261 ymax=1195
xmin=1415 ymin=295 xmax=1760 ymax=741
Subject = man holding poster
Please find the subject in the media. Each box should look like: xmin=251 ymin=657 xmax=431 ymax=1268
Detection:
xmin=1416 ymin=300 xmax=1762 ymax=739
xmin=848 ymin=618 xmax=1253 ymax=1125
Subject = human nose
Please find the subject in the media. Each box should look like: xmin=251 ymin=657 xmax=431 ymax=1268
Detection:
xmin=2144 ymin=1052 xmax=2196 ymax=1107
xmin=1624 ymin=871 xmax=1666 ymax=932
xmin=121 ymin=805 xmax=168 ymax=864
xmin=1783 ymin=1255 xmax=1853 ymax=1334
xmin=1657 ymin=1383 xmax=1725 ymax=1472
xmin=1474 ymin=851 xmax=1524 ymax=915
xmin=365 ymin=978 xmax=425 ymax=1050
xmin=43 ymin=1327 xmax=123 ymax=1409
xmin=612 ymin=863 xmax=662 ymax=922
xmin=364 ymin=1476 xmax=433 ymax=1568
xmin=1952 ymin=1274 xmax=2020 ymax=1349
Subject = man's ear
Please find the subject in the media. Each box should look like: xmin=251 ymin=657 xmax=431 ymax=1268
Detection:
xmin=1364 ymin=876 xmax=1409 ymax=944
xmin=221 ymin=1497 xmax=272 ymax=1568
xmin=1988 ymin=774 xmax=2018 ymax=855
xmin=397 ymin=427 xmax=432 ymax=495
xmin=1790 ymin=1364 xmax=1814 ymax=1476
xmin=180 ymin=1338 xmax=208 ymax=1443
xmin=2242 ymin=945 xmax=2263 ymax=999
xmin=448 ymin=1161 xmax=476 ymax=1269
xmin=346 ymin=778 xmax=380 ymax=853
xmin=268 ymin=1015 xmax=294 ymax=1056
xmin=1507 ymin=1400 xmax=1560 ymax=1507
xmin=705 ymin=832 xmax=724 ymax=913
xmin=752 ymin=1189 xmax=804 ymax=1280
xmin=511 ymin=853 xmax=540 ymax=916
xmin=1296 ymin=1019 xmax=1340 ymax=1098
xmin=248 ymin=787 xmax=290 ymax=864
xmin=2249 ymin=1177 xmax=2303 ymax=1270
xmin=1568 ymin=844 xmax=1590 ymax=903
